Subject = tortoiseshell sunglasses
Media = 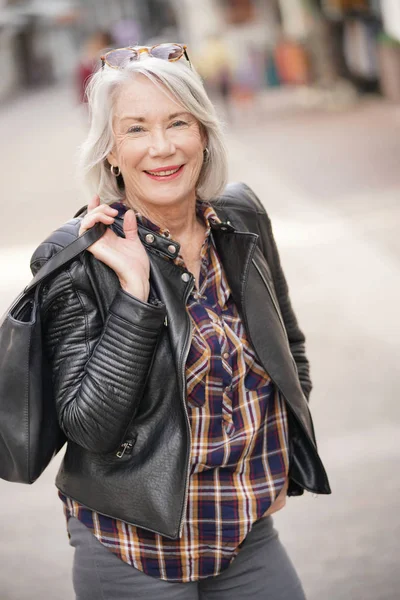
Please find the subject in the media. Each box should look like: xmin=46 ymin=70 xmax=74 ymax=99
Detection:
xmin=101 ymin=43 xmax=191 ymax=69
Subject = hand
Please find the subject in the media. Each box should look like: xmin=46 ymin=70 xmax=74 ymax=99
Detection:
xmin=79 ymin=195 xmax=150 ymax=301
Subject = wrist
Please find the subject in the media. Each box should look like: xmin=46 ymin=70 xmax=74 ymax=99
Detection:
xmin=120 ymin=279 xmax=150 ymax=303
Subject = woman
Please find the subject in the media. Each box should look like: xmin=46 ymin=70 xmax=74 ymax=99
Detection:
xmin=31 ymin=44 xmax=331 ymax=599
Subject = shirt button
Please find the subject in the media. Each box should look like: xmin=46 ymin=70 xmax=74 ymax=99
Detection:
xmin=222 ymin=352 xmax=230 ymax=360
xmin=181 ymin=273 xmax=191 ymax=283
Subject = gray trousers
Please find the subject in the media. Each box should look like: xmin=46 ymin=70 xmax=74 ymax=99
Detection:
xmin=68 ymin=515 xmax=306 ymax=600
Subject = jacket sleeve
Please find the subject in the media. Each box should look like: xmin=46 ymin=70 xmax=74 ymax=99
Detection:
xmin=32 ymin=257 xmax=166 ymax=454
xmin=242 ymin=184 xmax=312 ymax=401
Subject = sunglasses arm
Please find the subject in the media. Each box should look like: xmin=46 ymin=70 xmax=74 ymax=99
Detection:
xmin=183 ymin=49 xmax=191 ymax=68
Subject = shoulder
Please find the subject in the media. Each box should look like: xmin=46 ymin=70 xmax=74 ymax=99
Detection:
xmin=30 ymin=218 xmax=81 ymax=275
xmin=214 ymin=182 xmax=267 ymax=217
xmin=213 ymin=182 xmax=270 ymax=235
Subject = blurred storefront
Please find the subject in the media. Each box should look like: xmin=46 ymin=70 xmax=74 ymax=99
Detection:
xmin=0 ymin=0 xmax=181 ymax=101
xmin=0 ymin=0 xmax=80 ymax=100
xmin=2 ymin=0 xmax=400 ymax=106
xmin=182 ymin=0 xmax=400 ymax=106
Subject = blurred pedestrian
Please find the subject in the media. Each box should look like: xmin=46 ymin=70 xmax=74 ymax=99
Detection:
xmin=31 ymin=43 xmax=331 ymax=599
xmin=197 ymin=35 xmax=234 ymax=119
xmin=111 ymin=19 xmax=140 ymax=48
xmin=76 ymin=30 xmax=113 ymax=103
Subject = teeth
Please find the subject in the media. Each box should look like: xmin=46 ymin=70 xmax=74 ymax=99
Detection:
xmin=147 ymin=167 xmax=180 ymax=176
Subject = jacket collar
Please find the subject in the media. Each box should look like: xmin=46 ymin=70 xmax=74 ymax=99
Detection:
xmin=112 ymin=201 xmax=236 ymax=261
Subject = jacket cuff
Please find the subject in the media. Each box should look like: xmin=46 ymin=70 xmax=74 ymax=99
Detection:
xmin=110 ymin=288 xmax=166 ymax=329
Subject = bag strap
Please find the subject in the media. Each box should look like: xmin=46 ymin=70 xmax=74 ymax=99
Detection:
xmin=24 ymin=222 xmax=106 ymax=294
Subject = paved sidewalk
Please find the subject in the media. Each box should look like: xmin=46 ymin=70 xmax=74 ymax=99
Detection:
xmin=0 ymin=86 xmax=399 ymax=600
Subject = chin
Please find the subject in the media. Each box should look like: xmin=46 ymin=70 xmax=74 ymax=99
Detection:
xmin=147 ymin=185 xmax=195 ymax=206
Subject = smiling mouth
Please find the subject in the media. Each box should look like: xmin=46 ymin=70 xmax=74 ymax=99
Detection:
xmin=144 ymin=165 xmax=185 ymax=180
xmin=145 ymin=166 xmax=181 ymax=176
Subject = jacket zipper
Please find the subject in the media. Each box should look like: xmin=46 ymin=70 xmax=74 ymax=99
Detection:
xmin=112 ymin=274 xmax=194 ymax=536
xmin=113 ymin=218 xmax=196 ymax=529
xmin=116 ymin=440 xmax=134 ymax=458
xmin=178 ymin=276 xmax=195 ymax=537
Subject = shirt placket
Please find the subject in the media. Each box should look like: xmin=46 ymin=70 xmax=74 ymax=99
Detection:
xmin=219 ymin=320 xmax=235 ymax=436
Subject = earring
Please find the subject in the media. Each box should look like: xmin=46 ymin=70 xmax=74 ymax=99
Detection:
xmin=203 ymin=147 xmax=210 ymax=162
xmin=110 ymin=164 xmax=121 ymax=176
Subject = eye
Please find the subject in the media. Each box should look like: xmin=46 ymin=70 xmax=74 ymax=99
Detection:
xmin=170 ymin=120 xmax=187 ymax=128
xmin=127 ymin=125 xmax=144 ymax=134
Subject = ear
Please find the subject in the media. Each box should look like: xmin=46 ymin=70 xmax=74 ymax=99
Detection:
xmin=199 ymin=124 xmax=208 ymax=150
xmin=107 ymin=149 xmax=118 ymax=168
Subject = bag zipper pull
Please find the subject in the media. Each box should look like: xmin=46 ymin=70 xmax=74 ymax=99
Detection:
xmin=116 ymin=440 xmax=134 ymax=458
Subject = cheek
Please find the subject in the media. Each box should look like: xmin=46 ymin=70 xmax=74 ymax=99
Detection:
xmin=184 ymin=136 xmax=204 ymax=167
xmin=118 ymin=140 xmax=146 ymax=170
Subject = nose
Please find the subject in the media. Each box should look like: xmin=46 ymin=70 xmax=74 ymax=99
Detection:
xmin=148 ymin=129 xmax=175 ymax=158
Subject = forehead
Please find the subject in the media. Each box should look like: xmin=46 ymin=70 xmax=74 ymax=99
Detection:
xmin=113 ymin=75 xmax=185 ymax=120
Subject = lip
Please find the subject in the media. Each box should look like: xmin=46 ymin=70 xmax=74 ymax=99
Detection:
xmin=144 ymin=164 xmax=184 ymax=182
xmin=145 ymin=164 xmax=182 ymax=173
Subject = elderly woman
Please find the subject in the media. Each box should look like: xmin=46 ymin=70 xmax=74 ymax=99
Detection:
xmin=31 ymin=44 xmax=330 ymax=599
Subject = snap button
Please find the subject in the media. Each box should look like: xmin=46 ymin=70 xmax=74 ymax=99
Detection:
xmin=181 ymin=273 xmax=190 ymax=283
xmin=168 ymin=244 xmax=177 ymax=254
xmin=145 ymin=233 xmax=155 ymax=244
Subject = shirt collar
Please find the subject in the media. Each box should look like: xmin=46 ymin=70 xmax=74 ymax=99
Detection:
xmin=111 ymin=200 xmax=222 ymax=239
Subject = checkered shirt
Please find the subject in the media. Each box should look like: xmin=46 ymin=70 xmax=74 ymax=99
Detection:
xmin=60 ymin=201 xmax=289 ymax=582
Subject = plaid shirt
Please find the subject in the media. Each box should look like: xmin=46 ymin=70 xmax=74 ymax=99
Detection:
xmin=60 ymin=201 xmax=289 ymax=582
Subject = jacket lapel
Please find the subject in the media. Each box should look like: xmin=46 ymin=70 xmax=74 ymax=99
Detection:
xmin=212 ymin=228 xmax=313 ymax=432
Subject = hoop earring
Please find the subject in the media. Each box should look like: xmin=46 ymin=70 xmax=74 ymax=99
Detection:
xmin=203 ymin=147 xmax=210 ymax=162
xmin=110 ymin=164 xmax=121 ymax=177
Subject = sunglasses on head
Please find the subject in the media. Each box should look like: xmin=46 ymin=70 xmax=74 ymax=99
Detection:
xmin=101 ymin=43 xmax=191 ymax=69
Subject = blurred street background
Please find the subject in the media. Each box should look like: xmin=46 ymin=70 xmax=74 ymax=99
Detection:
xmin=0 ymin=0 xmax=400 ymax=599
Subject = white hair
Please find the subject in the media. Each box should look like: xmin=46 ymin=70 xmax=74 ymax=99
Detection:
xmin=78 ymin=56 xmax=228 ymax=203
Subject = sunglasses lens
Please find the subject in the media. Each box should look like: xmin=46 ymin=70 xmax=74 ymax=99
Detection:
xmin=151 ymin=44 xmax=183 ymax=61
xmin=106 ymin=49 xmax=138 ymax=68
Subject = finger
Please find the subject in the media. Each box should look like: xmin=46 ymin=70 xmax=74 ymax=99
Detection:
xmin=79 ymin=213 xmax=115 ymax=236
xmin=123 ymin=209 xmax=138 ymax=241
xmin=88 ymin=204 xmax=119 ymax=219
xmin=87 ymin=194 xmax=101 ymax=213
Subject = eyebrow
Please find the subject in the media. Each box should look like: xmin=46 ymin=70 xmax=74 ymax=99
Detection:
xmin=120 ymin=111 xmax=190 ymax=122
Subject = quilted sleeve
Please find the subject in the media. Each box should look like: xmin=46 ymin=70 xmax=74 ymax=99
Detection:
xmin=33 ymin=260 xmax=166 ymax=454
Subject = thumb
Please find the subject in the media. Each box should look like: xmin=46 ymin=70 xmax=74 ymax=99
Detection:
xmin=87 ymin=194 xmax=100 ymax=212
xmin=123 ymin=209 xmax=138 ymax=241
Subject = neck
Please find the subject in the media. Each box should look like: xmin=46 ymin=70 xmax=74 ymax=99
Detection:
xmin=126 ymin=192 xmax=202 ymax=242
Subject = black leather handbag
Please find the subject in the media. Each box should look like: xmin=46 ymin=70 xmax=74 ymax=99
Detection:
xmin=0 ymin=222 xmax=106 ymax=484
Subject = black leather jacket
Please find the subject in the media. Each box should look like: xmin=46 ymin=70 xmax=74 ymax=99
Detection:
xmin=31 ymin=183 xmax=331 ymax=539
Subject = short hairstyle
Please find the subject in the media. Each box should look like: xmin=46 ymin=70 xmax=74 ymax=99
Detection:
xmin=79 ymin=56 xmax=228 ymax=204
